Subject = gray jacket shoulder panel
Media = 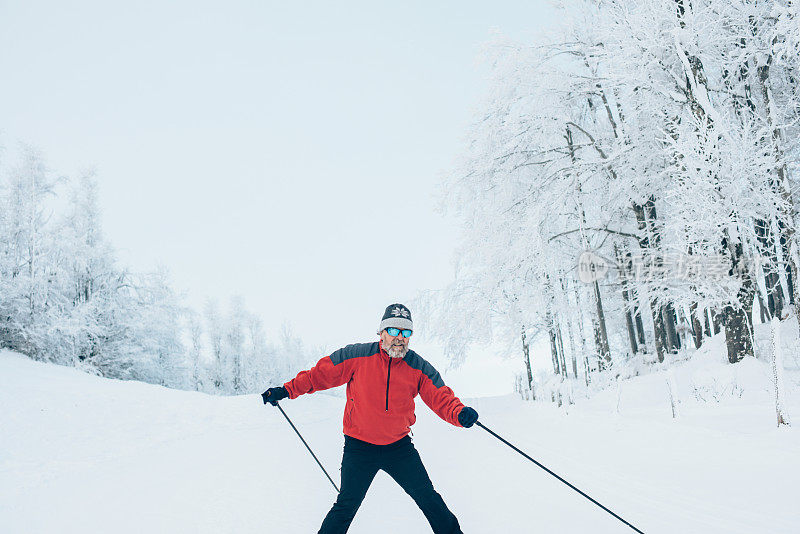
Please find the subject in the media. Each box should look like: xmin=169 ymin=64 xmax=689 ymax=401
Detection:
xmin=329 ymin=342 xmax=380 ymax=365
xmin=402 ymin=350 xmax=445 ymax=388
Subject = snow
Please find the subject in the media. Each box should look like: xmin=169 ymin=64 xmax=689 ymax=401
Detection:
xmin=2 ymin=348 xmax=798 ymax=533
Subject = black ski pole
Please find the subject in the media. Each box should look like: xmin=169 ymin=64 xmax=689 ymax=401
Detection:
xmin=476 ymin=421 xmax=644 ymax=534
xmin=272 ymin=402 xmax=340 ymax=493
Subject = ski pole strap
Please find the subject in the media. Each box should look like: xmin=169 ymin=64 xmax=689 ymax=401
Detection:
xmin=275 ymin=402 xmax=340 ymax=493
xmin=475 ymin=421 xmax=644 ymax=534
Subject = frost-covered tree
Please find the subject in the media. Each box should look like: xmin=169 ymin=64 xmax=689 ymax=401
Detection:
xmin=223 ymin=296 xmax=247 ymax=393
xmin=203 ymin=298 xmax=224 ymax=390
xmin=186 ymin=310 xmax=207 ymax=391
xmin=0 ymin=147 xmax=62 ymax=359
xmin=0 ymin=150 xmax=187 ymax=386
xmin=0 ymin=145 xmax=312 ymax=394
xmin=425 ymin=0 xmax=800 ymax=394
xmin=243 ymin=312 xmax=270 ymax=392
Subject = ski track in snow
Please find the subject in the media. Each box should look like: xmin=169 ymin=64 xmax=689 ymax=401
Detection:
xmin=1 ymin=350 xmax=798 ymax=533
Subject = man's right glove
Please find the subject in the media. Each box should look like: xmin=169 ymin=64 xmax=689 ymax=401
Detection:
xmin=262 ymin=386 xmax=289 ymax=406
xmin=458 ymin=406 xmax=479 ymax=428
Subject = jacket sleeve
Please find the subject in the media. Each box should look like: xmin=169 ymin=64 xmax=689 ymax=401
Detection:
xmin=282 ymin=346 xmax=361 ymax=399
xmin=418 ymin=367 xmax=466 ymax=427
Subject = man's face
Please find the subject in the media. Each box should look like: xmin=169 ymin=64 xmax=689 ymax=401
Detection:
xmin=379 ymin=328 xmax=410 ymax=358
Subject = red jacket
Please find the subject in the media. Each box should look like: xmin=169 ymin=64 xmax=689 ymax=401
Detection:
xmin=283 ymin=342 xmax=465 ymax=445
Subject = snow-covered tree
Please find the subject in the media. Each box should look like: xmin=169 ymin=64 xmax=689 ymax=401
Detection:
xmin=425 ymin=0 xmax=800 ymax=397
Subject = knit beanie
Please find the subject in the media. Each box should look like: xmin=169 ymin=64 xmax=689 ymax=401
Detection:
xmin=377 ymin=303 xmax=413 ymax=334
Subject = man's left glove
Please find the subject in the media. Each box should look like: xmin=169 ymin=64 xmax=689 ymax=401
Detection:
xmin=261 ymin=386 xmax=289 ymax=406
xmin=458 ymin=406 xmax=479 ymax=428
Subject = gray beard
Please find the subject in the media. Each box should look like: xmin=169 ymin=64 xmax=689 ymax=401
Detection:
xmin=381 ymin=339 xmax=407 ymax=359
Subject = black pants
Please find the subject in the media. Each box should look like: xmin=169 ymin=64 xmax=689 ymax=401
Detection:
xmin=318 ymin=435 xmax=462 ymax=534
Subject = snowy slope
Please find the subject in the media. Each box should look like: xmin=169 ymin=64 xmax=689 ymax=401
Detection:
xmin=1 ymin=349 xmax=798 ymax=534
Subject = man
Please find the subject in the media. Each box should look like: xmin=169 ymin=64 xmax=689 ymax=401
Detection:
xmin=262 ymin=303 xmax=478 ymax=534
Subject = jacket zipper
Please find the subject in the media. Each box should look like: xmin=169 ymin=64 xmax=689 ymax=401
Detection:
xmin=385 ymin=358 xmax=392 ymax=411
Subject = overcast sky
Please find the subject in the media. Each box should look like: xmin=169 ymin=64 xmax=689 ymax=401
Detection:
xmin=0 ymin=1 xmax=557 ymax=395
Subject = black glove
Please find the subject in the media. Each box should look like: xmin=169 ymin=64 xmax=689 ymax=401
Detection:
xmin=458 ymin=406 xmax=479 ymax=428
xmin=262 ymin=386 xmax=289 ymax=406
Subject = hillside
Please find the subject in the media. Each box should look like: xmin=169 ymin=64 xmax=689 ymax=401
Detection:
xmin=1 ymin=348 xmax=798 ymax=533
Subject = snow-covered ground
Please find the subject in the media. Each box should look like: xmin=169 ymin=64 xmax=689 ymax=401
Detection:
xmin=1 ymin=345 xmax=798 ymax=533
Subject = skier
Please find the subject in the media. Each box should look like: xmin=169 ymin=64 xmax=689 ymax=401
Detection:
xmin=262 ymin=303 xmax=478 ymax=534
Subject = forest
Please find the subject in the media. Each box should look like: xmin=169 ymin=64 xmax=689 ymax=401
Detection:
xmin=0 ymin=149 xmax=314 ymax=393
xmin=422 ymin=0 xmax=798 ymax=419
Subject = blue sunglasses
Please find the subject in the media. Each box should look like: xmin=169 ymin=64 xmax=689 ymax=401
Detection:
xmin=385 ymin=327 xmax=413 ymax=338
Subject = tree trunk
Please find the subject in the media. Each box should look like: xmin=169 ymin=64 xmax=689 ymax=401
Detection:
xmin=548 ymin=319 xmax=560 ymax=375
xmin=689 ymin=302 xmax=703 ymax=349
xmin=755 ymin=217 xmax=785 ymax=319
xmin=663 ymin=303 xmax=680 ymax=354
xmin=623 ymin=249 xmax=648 ymax=352
xmin=615 ymin=244 xmax=639 ymax=355
xmin=722 ymin=235 xmax=756 ymax=363
xmin=712 ymin=309 xmax=723 ymax=335
xmin=521 ymin=327 xmax=533 ymax=391
xmin=788 ymin=241 xmax=800 ymax=332
xmin=593 ymin=279 xmax=612 ymax=368
xmin=633 ymin=198 xmax=667 ymax=362
xmin=723 ymin=305 xmax=754 ymax=363
xmin=770 ymin=318 xmax=791 ymax=426
xmin=574 ymin=284 xmax=591 ymax=381
xmin=556 ymin=321 xmax=568 ymax=376
xmin=624 ymin=301 xmax=638 ymax=355
xmin=653 ymin=307 xmax=667 ymax=362
xmin=561 ymin=280 xmax=580 ymax=379
xmin=570 ymin=327 xmax=579 ymax=378
xmin=634 ymin=301 xmax=647 ymax=350
xmin=584 ymin=356 xmax=590 ymax=386
xmin=779 ymin=220 xmax=795 ymax=306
